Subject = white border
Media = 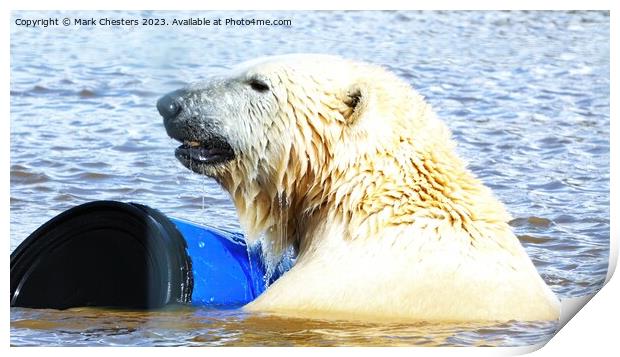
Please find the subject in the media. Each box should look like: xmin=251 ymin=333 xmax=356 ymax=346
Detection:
xmin=3 ymin=1 xmax=617 ymax=355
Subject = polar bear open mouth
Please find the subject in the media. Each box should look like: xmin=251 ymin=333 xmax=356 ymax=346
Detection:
xmin=174 ymin=137 xmax=235 ymax=165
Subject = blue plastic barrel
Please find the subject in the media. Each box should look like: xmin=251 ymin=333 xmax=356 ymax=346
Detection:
xmin=9 ymin=201 xmax=290 ymax=310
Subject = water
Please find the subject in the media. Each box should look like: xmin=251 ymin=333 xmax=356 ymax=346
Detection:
xmin=10 ymin=10 xmax=610 ymax=346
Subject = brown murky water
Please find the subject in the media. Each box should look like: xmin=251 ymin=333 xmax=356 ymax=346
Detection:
xmin=10 ymin=10 xmax=609 ymax=346
xmin=11 ymin=306 xmax=558 ymax=347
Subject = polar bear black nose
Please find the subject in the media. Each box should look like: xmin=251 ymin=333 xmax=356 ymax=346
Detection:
xmin=157 ymin=89 xmax=187 ymax=121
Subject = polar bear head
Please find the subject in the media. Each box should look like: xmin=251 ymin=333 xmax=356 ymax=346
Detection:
xmin=160 ymin=55 xmax=430 ymax=169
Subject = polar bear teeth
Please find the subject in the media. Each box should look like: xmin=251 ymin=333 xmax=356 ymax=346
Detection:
xmin=184 ymin=140 xmax=202 ymax=148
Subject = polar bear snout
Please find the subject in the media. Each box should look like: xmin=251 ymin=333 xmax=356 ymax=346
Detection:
xmin=159 ymin=88 xmax=195 ymax=144
xmin=159 ymin=87 xmax=214 ymax=144
xmin=158 ymin=87 xmax=236 ymax=172
xmin=157 ymin=89 xmax=187 ymax=122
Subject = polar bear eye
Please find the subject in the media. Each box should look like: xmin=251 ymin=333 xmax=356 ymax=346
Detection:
xmin=248 ymin=78 xmax=270 ymax=92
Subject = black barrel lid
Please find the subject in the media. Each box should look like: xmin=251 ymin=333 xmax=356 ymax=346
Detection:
xmin=10 ymin=200 xmax=193 ymax=310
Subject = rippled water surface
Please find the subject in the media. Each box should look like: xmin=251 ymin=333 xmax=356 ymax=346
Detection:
xmin=10 ymin=10 xmax=609 ymax=346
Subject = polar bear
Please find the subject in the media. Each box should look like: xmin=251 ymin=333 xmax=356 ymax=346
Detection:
xmin=157 ymin=54 xmax=560 ymax=322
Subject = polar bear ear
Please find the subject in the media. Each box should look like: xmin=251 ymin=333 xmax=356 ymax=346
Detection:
xmin=342 ymin=85 xmax=366 ymax=125
xmin=344 ymin=88 xmax=361 ymax=109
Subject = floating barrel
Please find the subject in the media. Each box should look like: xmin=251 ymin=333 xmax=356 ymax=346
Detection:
xmin=10 ymin=200 xmax=286 ymax=310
